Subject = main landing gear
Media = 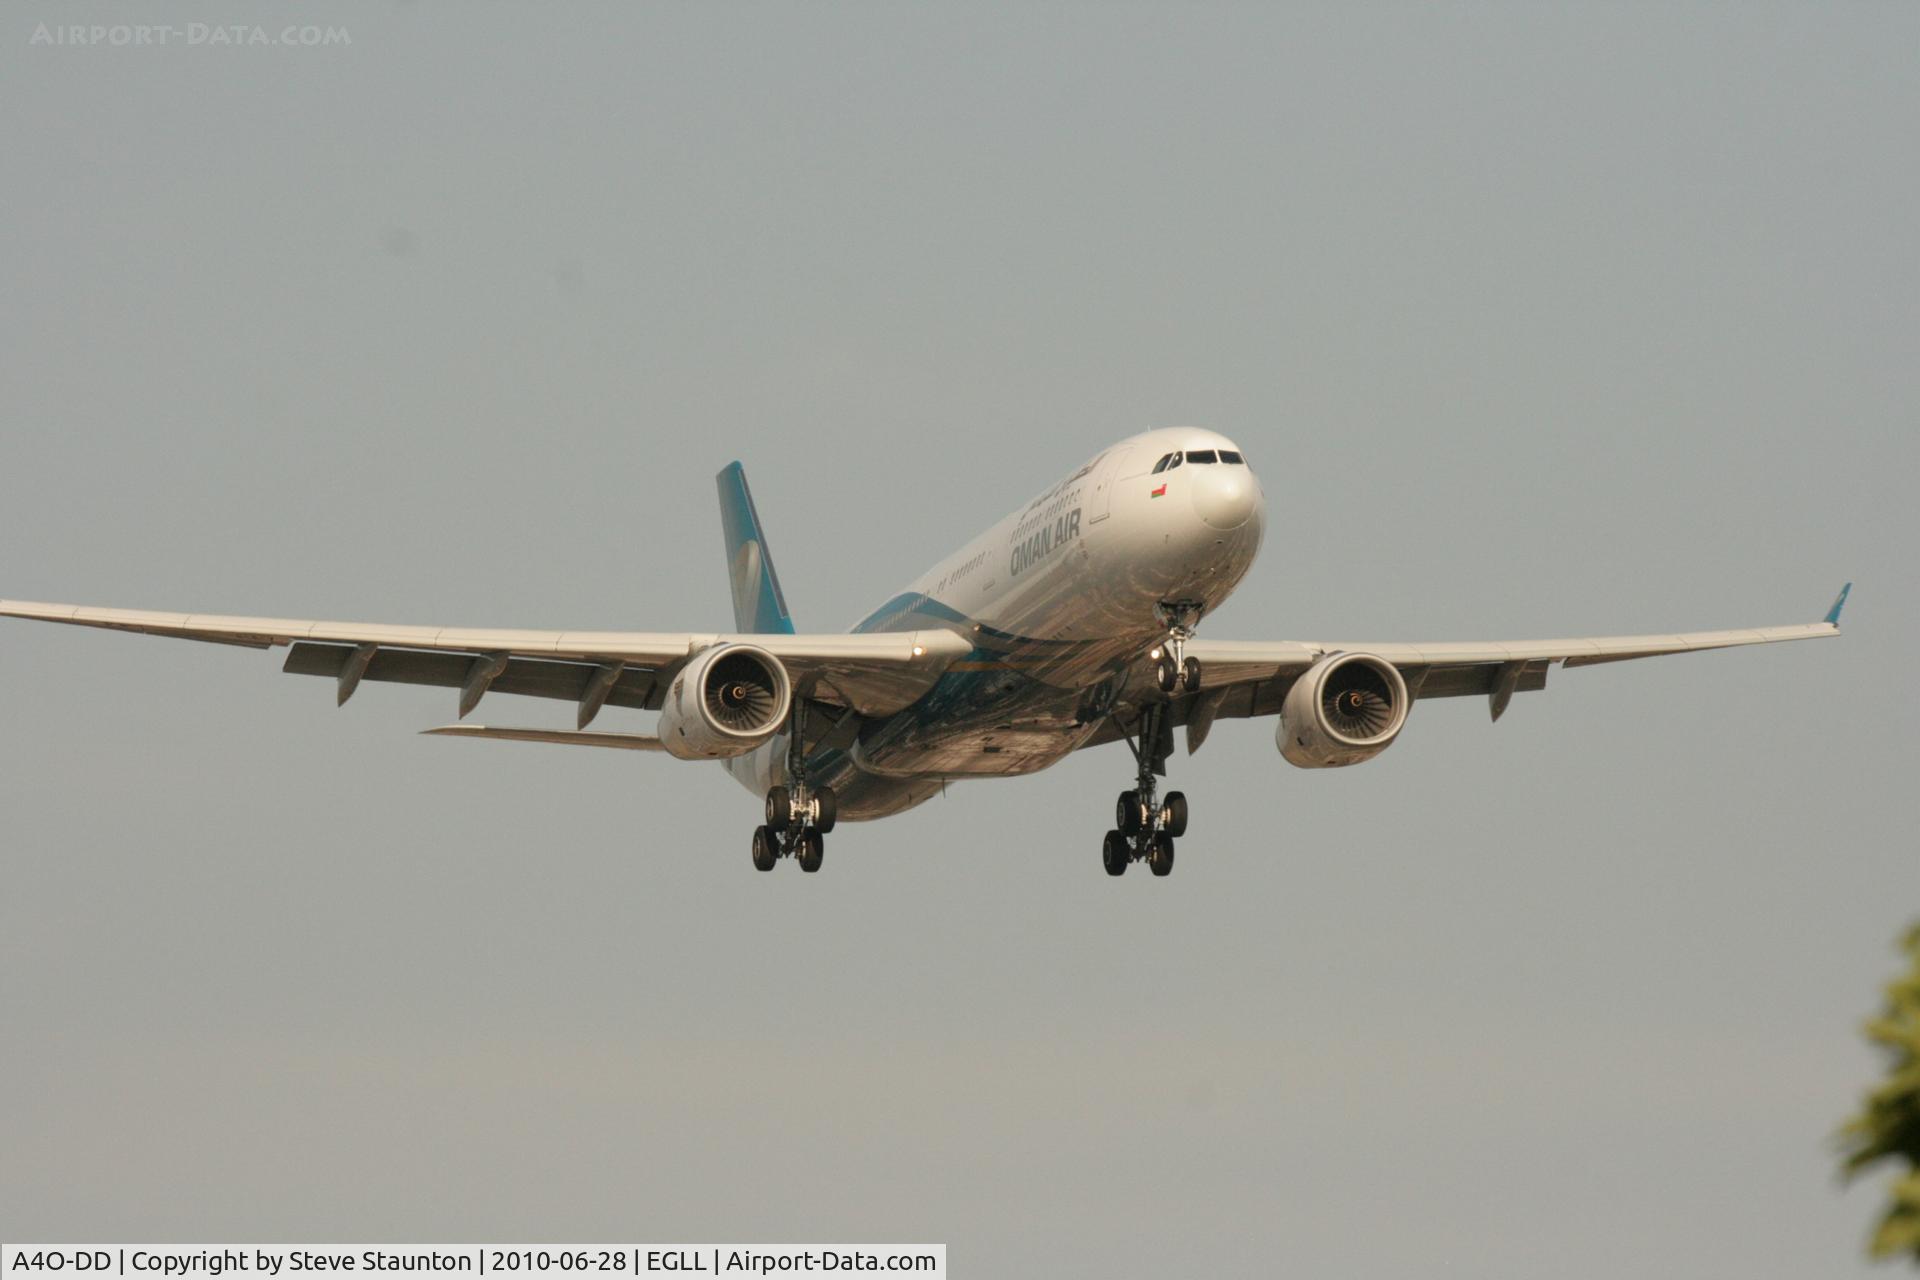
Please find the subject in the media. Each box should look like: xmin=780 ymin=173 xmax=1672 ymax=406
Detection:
xmin=752 ymin=701 xmax=836 ymax=873
xmin=1152 ymin=599 xmax=1205 ymax=695
xmin=1103 ymin=600 xmax=1205 ymax=877
xmin=1102 ymin=700 xmax=1188 ymax=878
xmin=756 ymin=781 xmax=836 ymax=872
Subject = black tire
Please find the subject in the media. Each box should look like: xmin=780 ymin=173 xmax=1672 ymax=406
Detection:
xmin=751 ymin=825 xmax=779 ymax=872
xmin=1148 ymin=832 xmax=1175 ymax=877
xmin=1102 ymin=830 xmax=1129 ymax=877
xmin=764 ymin=785 xmax=790 ymax=831
xmin=797 ymin=830 xmax=825 ymax=873
xmin=814 ymin=785 xmax=838 ymax=834
xmin=1162 ymin=791 xmax=1189 ymax=838
xmin=1182 ymin=656 xmax=1202 ymax=692
xmin=1155 ymin=655 xmax=1179 ymax=693
xmin=1116 ymin=790 xmax=1144 ymax=836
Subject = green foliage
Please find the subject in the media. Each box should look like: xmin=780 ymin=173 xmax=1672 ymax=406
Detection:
xmin=1842 ymin=923 xmax=1920 ymax=1263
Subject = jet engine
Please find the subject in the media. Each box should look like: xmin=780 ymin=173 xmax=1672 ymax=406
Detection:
xmin=1277 ymin=652 xmax=1410 ymax=769
xmin=656 ymin=642 xmax=793 ymax=760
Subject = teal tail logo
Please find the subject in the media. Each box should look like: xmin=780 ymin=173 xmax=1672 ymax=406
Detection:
xmin=716 ymin=462 xmax=795 ymax=635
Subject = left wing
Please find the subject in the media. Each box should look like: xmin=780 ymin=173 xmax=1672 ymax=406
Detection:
xmin=0 ymin=598 xmax=969 ymax=725
xmin=420 ymin=725 xmax=667 ymax=750
xmin=1119 ymin=585 xmax=1848 ymax=753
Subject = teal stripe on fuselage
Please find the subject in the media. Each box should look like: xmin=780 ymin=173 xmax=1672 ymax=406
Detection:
xmin=850 ymin=592 xmax=970 ymax=635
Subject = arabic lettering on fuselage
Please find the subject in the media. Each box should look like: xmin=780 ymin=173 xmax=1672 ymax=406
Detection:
xmin=1011 ymin=505 xmax=1083 ymax=578
xmin=1023 ymin=454 xmax=1101 ymax=515
xmin=1010 ymin=455 xmax=1101 ymax=579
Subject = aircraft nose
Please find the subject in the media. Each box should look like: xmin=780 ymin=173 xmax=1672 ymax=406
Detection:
xmin=1190 ymin=464 xmax=1257 ymax=530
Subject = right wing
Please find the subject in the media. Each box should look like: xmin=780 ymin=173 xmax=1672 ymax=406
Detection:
xmin=1185 ymin=618 xmax=1842 ymax=707
xmin=0 ymin=598 xmax=969 ymax=727
xmin=1094 ymin=585 xmax=1848 ymax=754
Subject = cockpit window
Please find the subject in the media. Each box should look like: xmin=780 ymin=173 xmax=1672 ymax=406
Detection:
xmin=1186 ymin=449 xmax=1218 ymax=464
xmin=1219 ymin=450 xmax=1244 ymax=465
xmin=1150 ymin=453 xmax=1172 ymax=474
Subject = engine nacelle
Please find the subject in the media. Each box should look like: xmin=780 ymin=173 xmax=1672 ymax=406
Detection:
xmin=1277 ymin=652 xmax=1410 ymax=769
xmin=656 ymin=643 xmax=792 ymax=761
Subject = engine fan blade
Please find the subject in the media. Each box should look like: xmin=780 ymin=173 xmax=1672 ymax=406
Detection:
xmin=1325 ymin=687 xmax=1392 ymax=736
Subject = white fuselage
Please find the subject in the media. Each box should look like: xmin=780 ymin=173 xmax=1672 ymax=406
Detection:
xmin=725 ymin=427 xmax=1266 ymax=818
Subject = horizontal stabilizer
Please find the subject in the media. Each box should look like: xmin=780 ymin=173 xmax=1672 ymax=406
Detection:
xmin=421 ymin=724 xmax=667 ymax=751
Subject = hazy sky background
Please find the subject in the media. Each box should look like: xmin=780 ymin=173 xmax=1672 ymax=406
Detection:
xmin=2 ymin=4 xmax=1915 ymax=1274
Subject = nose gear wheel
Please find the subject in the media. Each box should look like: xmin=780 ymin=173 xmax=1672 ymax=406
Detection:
xmin=1152 ymin=600 xmax=1206 ymax=695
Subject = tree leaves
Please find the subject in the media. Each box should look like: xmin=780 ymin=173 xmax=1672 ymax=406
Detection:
xmin=1841 ymin=923 xmax=1920 ymax=1263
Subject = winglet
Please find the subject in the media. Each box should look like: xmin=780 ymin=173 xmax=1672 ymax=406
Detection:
xmin=1824 ymin=582 xmax=1852 ymax=627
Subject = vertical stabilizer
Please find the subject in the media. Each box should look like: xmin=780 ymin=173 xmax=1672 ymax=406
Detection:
xmin=715 ymin=462 xmax=796 ymax=634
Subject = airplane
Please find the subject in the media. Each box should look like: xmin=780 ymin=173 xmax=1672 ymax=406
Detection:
xmin=0 ymin=426 xmax=1847 ymax=877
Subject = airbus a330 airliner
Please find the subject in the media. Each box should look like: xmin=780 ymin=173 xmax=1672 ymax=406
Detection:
xmin=0 ymin=427 xmax=1846 ymax=876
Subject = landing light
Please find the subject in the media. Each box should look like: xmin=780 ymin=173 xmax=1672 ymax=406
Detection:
xmin=912 ymin=644 xmax=925 ymax=657
xmin=1150 ymin=646 xmax=1163 ymax=660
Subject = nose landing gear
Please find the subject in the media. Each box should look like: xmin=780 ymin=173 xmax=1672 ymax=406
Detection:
xmin=1102 ymin=701 xmax=1189 ymax=878
xmin=1153 ymin=600 xmax=1205 ymax=694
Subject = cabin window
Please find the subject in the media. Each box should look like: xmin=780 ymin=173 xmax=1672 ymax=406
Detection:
xmin=1186 ymin=449 xmax=1218 ymax=464
xmin=1220 ymin=450 xmax=1244 ymax=464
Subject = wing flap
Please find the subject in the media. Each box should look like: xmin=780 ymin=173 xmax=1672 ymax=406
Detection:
xmin=1412 ymin=659 xmax=1551 ymax=700
xmin=283 ymin=643 xmax=663 ymax=711
xmin=420 ymin=724 xmax=667 ymax=751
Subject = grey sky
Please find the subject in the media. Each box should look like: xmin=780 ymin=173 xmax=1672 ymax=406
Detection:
xmin=2 ymin=3 xmax=1915 ymax=1274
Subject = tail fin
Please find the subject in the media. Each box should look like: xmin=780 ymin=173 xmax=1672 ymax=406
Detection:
xmin=715 ymin=462 xmax=796 ymax=634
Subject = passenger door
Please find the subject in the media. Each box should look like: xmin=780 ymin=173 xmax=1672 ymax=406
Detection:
xmin=1085 ymin=447 xmax=1135 ymax=524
